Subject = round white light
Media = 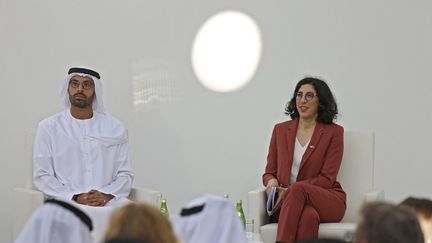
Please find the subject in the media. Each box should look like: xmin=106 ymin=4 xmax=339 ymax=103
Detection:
xmin=192 ymin=11 xmax=262 ymax=92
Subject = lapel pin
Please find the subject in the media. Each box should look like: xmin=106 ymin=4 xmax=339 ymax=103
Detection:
xmin=309 ymin=145 xmax=315 ymax=149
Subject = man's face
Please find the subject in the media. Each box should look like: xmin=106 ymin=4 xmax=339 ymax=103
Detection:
xmin=68 ymin=75 xmax=95 ymax=109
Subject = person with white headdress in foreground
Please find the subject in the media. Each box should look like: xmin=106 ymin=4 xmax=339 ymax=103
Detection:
xmin=170 ymin=194 xmax=248 ymax=243
xmin=15 ymin=198 xmax=93 ymax=243
xmin=33 ymin=67 xmax=134 ymax=207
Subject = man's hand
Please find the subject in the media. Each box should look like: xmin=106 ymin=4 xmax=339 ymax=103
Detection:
xmin=73 ymin=190 xmax=114 ymax=206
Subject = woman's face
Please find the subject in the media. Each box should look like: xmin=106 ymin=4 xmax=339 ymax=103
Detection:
xmin=295 ymin=84 xmax=319 ymax=120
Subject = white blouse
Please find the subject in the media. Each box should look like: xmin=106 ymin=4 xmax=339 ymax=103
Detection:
xmin=290 ymin=137 xmax=309 ymax=185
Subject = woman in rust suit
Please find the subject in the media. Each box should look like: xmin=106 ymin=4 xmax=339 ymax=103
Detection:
xmin=263 ymin=77 xmax=346 ymax=243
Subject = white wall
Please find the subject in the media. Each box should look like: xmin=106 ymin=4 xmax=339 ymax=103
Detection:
xmin=2 ymin=0 xmax=432 ymax=242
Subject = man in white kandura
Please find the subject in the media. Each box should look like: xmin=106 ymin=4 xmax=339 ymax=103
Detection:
xmin=33 ymin=67 xmax=134 ymax=207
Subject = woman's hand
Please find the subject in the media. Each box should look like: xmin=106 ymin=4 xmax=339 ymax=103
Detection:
xmin=265 ymin=178 xmax=279 ymax=196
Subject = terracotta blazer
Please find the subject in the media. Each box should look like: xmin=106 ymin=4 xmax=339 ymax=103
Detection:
xmin=263 ymin=119 xmax=345 ymax=197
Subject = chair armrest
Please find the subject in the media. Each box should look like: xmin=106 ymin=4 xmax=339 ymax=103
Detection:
xmin=13 ymin=187 xmax=45 ymax=240
xmin=364 ymin=189 xmax=385 ymax=202
xmin=129 ymin=187 xmax=161 ymax=206
xmin=248 ymin=187 xmax=269 ymax=233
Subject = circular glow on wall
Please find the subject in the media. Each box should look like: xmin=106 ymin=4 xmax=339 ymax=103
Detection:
xmin=192 ymin=11 xmax=262 ymax=92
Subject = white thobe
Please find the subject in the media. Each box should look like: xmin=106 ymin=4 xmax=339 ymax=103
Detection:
xmin=33 ymin=109 xmax=134 ymax=202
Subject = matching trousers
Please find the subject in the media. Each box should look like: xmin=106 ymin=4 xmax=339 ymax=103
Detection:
xmin=275 ymin=182 xmax=346 ymax=243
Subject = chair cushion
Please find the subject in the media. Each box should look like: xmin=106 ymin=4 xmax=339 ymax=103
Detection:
xmin=318 ymin=222 xmax=356 ymax=241
xmin=260 ymin=223 xmax=277 ymax=243
xmin=260 ymin=222 xmax=356 ymax=243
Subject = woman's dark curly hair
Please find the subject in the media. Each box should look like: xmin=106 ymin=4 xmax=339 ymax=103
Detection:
xmin=285 ymin=77 xmax=338 ymax=124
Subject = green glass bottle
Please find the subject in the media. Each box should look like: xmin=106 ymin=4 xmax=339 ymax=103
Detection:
xmin=160 ymin=198 xmax=169 ymax=216
xmin=236 ymin=199 xmax=246 ymax=229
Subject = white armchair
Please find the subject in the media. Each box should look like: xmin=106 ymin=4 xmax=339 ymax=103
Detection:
xmin=248 ymin=131 xmax=384 ymax=243
xmin=13 ymin=131 xmax=161 ymax=240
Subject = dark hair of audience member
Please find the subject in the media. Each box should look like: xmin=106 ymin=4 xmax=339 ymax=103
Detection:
xmin=400 ymin=197 xmax=432 ymax=218
xmin=355 ymin=201 xmax=424 ymax=243
xmin=400 ymin=196 xmax=432 ymax=243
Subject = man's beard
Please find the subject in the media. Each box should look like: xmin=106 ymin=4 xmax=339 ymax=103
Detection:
xmin=69 ymin=93 xmax=94 ymax=108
